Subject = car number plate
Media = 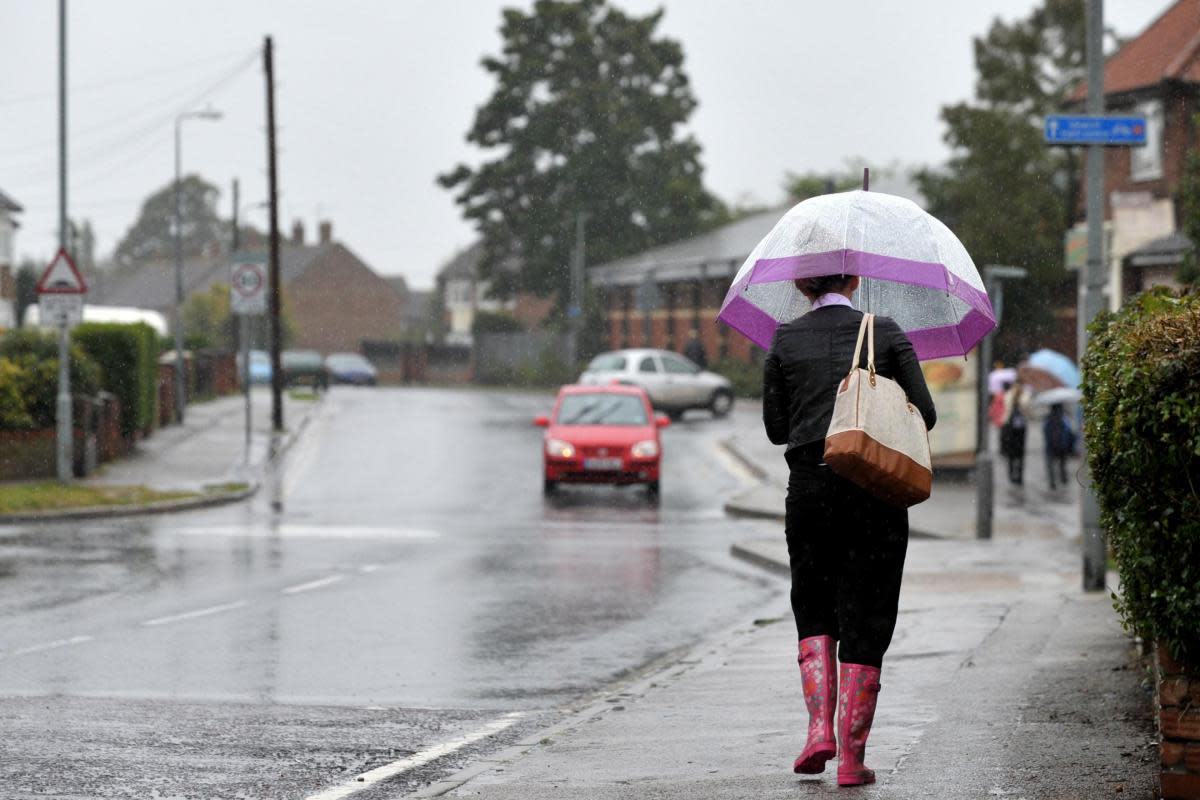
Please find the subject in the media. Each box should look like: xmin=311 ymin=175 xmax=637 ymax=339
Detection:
xmin=583 ymin=457 xmax=623 ymax=471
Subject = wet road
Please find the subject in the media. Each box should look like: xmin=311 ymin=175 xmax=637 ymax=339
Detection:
xmin=0 ymin=387 xmax=781 ymax=798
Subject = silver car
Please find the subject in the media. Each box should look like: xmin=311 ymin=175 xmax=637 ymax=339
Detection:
xmin=579 ymin=349 xmax=735 ymax=419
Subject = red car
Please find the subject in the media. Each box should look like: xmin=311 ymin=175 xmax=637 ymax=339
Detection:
xmin=535 ymin=384 xmax=670 ymax=498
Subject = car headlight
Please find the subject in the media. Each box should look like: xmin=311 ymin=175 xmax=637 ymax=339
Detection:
xmin=546 ymin=439 xmax=576 ymax=459
xmin=631 ymin=439 xmax=659 ymax=458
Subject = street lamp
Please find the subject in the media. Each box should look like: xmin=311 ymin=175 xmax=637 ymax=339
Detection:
xmin=172 ymin=107 xmax=222 ymax=424
xmin=975 ymin=264 xmax=1027 ymax=540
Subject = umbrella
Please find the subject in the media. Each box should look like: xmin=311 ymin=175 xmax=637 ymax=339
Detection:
xmin=1031 ymin=387 xmax=1082 ymax=406
xmin=988 ymin=367 xmax=1017 ymax=395
xmin=1027 ymin=349 xmax=1080 ymax=389
xmin=717 ymin=188 xmax=995 ymax=361
xmin=1017 ymin=364 xmax=1064 ymax=393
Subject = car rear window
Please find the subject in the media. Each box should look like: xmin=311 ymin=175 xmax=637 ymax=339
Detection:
xmin=556 ymin=393 xmax=648 ymax=426
xmin=587 ymin=354 xmax=627 ymax=372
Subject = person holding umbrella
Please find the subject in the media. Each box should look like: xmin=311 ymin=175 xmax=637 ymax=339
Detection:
xmin=721 ymin=176 xmax=994 ymax=787
xmin=763 ymin=273 xmax=936 ymax=786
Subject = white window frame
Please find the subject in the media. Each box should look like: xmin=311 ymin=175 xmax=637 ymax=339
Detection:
xmin=1130 ymin=99 xmax=1164 ymax=183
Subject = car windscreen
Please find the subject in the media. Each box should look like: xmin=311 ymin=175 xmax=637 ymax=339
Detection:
xmin=327 ymin=354 xmax=371 ymax=370
xmin=556 ymin=393 xmax=648 ymax=426
xmin=586 ymin=354 xmax=627 ymax=372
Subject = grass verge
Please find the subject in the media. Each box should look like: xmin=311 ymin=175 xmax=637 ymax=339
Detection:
xmin=0 ymin=482 xmax=199 ymax=514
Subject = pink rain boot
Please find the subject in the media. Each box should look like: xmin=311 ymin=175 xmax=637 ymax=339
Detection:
xmin=793 ymin=635 xmax=837 ymax=774
xmin=837 ymin=663 xmax=881 ymax=786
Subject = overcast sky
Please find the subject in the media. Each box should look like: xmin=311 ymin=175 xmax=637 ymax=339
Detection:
xmin=0 ymin=1 xmax=1168 ymax=289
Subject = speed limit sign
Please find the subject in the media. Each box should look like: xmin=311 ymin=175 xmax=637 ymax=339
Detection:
xmin=230 ymin=256 xmax=268 ymax=315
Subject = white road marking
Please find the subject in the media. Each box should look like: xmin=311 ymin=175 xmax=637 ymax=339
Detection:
xmin=357 ymin=564 xmax=380 ymax=574
xmin=303 ymin=711 xmax=523 ymax=800
xmin=8 ymin=635 xmax=94 ymax=657
xmin=142 ymin=600 xmax=248 ymax=627
xmin=282 ymin=575 xmax=344 ymax=595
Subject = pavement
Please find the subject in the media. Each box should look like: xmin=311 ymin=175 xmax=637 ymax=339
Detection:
xmin=89 ymin=386 xmax=318 ymax=494
xmin=433 ymin=403 xmax=1159 ymax=799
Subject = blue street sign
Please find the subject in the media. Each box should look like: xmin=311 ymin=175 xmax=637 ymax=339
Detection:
xmin=1044 ymin=115 xmax=1147 ymax=146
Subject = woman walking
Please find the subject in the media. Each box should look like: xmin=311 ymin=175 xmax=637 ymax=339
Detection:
xmin=763 ymin=274 xmax=936 ymax=786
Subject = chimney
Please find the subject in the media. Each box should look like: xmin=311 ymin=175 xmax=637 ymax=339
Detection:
xmin=291 ymin=219 xmax=305 ymax=245
xmin=318 ymin=220 xmax=332 ymax=245
xmin=0 ymin=265 xmax=12 ymax=300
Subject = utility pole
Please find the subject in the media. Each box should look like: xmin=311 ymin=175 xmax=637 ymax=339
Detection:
xmin=974 ymin=265 xmax=1026 ymax=540
xmin=264 ymin=36 xmax=283 ymax=433
xmin=55 ymin=0 xmax=71 ymax=482
xmin=231 ymin=177 xmax=240 ymax=253
xmin=566 ymin=213 xmax=588 ymax=369
xmin=1081 ymin=0 xmax=1107 ymax=592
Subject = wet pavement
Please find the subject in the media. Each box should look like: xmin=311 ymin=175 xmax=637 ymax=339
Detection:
xmin=0 ymin=387 xmax=782 ymax=798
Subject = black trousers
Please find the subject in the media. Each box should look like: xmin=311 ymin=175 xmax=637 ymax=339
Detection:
xmin=784 ymin=451 xmax=909 ymax=668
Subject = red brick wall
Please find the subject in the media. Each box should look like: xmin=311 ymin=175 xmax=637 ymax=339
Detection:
xmin=1089 ymin=86 xmax=1199 ymax=219
xmin=1158 ymin=646 xmax=1200 ymax=799
xmin=285 ymin=244 xmax=404 ymax=354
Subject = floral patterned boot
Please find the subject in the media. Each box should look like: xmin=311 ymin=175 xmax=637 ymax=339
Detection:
xmin=793 ymin=635 xmax=837 ymax=773
xmin=837 ymin=663 xmax=881 ymax=786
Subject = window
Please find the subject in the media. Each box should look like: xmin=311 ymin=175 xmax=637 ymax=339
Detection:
xmin=556 ymin=393 xmax=648 ymax=426
xmin=1130 ymin=99 xmax=1164 ymax=182
xmin=638 ymin=355 xmax=658 ymax=373
xmin=661 ymin=354 xmax=699 ymax=375
xmin=587 ymin=354 xmax=627 ymax=372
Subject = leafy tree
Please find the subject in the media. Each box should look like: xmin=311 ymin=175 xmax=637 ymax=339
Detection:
xmin=471 ymin=310 xmax=525 ymax=336
xmin=783 ymin=169 xmax=861 ymax=202
xmin=112 ymin=175 xmax=225 ymax=268
xmin=182 ymin=282 xmax=235 ymax=351
xmin=917 ymin=0 xmax=1088 ymax=359
xmin=439 ymin=0 xmax=727 ymax=303
xmin=1175 ymin=113 xmax=1200 ymax=285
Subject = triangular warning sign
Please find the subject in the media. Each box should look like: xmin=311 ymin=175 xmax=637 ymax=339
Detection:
xmin=36 ymin=247 xmax=88 ymax=295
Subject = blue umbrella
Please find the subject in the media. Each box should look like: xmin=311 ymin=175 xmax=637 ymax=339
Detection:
xmin=1028 ymin=349 xmax=1080 ymax=389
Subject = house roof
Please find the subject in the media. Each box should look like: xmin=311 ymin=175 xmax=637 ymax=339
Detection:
xmin=93 ymin=244 xmax=330 ymax=311
xmin=386 ymin=275 xmax=409 ymax=298
xmin=1124 ymin=231 xmax=1193 ymax=267
xmin=1071 ymin=0 xmax=1200 ymax=101
xmin=589 ymin=209 xmax=785 ymax=287
xmin=0 ymin=187 xmax=22 ymax=213
xmin=436 ymin=242 xmax=484 ymax=282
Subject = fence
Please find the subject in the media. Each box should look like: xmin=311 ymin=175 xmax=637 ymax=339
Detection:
xmin=473 ymin=332 xmax=572 ymax=386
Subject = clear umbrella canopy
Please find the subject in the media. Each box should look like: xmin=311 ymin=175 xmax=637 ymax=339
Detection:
xmin=717 ymin=190 xmax=995 ymax=360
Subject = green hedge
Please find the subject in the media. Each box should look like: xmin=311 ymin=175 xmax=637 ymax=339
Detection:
xmin=712 ymin=355 xmax=764 ymax=399
xmin=1082 ymin=287 xmax=1200 ymax=666
xmin=72 ymin=322 xmax=159 ymax=437
xmin=0 ymin=330 xmax=101 ymax=430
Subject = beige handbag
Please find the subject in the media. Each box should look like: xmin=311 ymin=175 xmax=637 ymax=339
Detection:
xmin=823 ymin=313 xmax=932 ymax=508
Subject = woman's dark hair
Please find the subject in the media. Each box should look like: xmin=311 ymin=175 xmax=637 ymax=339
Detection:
xmin=796 ymin=274 xmax=856 ymax=297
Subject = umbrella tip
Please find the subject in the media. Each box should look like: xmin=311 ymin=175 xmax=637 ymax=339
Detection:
xmin=862 ymin=167 xmax=869 ymax=191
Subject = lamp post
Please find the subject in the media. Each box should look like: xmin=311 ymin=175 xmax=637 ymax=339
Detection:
xmin=975 ymin=264 xmax=1027 ymax=540
xmin=172 ymin=107 xmax=222 ymax=424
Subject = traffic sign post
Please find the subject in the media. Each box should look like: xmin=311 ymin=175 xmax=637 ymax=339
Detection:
xmin=230 ymin=254 xmax=267 ymax=461
xmin=36 ymin=247 xmax=87 ymax=482
xmin=1044 ymin=114 xmax=1146 ymax=147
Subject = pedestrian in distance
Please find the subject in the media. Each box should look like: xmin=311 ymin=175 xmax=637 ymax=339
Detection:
xmin=762 ymin=273 xmax=936 ymax=787
xmin=999 ymin=381 xmax=1028 ymax=486
xmin=682 ymin=327 xmax=708 ymax=370
xmin=1043 ymin=402 xmax=1075 ymax=490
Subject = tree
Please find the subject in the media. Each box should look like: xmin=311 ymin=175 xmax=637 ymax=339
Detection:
xmin=182 ymin=282 xmax=235 ymax=351
xmin=783 ymin=169 xmax=861 ymax=202
xmin=916 ymin=0 xmax=1088 ymax=359
xmin=112 ymin=175 xmax=225 ymax=268
xmin=439 ymin=0 xmax=727 ymax=302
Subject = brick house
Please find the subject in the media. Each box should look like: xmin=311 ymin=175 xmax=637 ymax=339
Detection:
xmin=589 ymin=209 xmax=782 ymax=365
xmin=94 ymin=220 xmax=405 ymax=355
xmin=1067 ymin=0 xmax=1200 ymax=307
xmin=434 ymin=242 xmax=554 ymax=346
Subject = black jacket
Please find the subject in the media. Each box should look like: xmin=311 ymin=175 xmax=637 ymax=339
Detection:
xmin=763 ymin=305 xmax=936 ymax=452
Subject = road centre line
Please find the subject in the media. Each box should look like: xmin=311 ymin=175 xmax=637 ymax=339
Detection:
xmin=142 ymin=600 xmax=247 ymax=627
xmin=6 ymin=635 xmax=94 ymax=658
xmin=303 ymin=711 xmax=524 ymax=800
xmin=282 ymin=575 xmax=344 ymax=595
